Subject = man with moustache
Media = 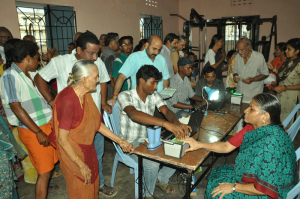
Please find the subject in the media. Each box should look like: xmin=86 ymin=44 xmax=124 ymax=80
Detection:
xmin=108 ymin=34 xmax=170 ymax=105
xmin=34 ymin=31 xmax=117 ymax=196
xmin=233 ymin=37 xmax=269 ymax=103
xmin=160 ymin=33 xmax=179 ymax=78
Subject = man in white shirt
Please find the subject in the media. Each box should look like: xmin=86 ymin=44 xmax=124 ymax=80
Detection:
xmin=160 ymin=33 xmax=179 ymax=78
xmin=34 ymin=31 xmax=116 ymax=196
xmin=0 ymin=27 xmax=13 ymax=64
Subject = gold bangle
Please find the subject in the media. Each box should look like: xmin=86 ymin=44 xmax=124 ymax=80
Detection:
xmin=73 ymin=156 xmax=78 ymax=162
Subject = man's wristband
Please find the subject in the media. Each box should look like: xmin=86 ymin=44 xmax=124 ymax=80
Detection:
xmin=47 ymin=98 xmax=54 ymax=105
xmin=34 ymin=129 xmax=42 ymax=134
xmin=112 ymin=94 xmax=118 ymax=97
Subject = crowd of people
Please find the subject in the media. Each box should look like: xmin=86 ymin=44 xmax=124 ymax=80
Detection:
xmin=0 ymin=25 xmax=298 ymax=199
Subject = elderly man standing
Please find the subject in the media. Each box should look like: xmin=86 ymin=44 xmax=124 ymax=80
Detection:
xmin=233 ymin=37 xmax=269 ymax=103
xmin=0 ymin=27 xmax=13 ymax=63
xmin=101 ymin=32 xmax=119 ymax=99
xmin=109 ymin=34 xmax=170 ymax=106
xmin=160 ymin=33 xmax=179 ymax=78
xmin=34 ymin=31 xmax=116 ymax=196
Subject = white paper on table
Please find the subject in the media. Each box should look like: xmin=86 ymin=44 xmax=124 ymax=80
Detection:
xmin=263 ymin=73 xmax=276 ymax=85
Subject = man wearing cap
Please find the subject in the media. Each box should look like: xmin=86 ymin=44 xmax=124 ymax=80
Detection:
xmin=166 ymin=57 xmax=203 ymax=118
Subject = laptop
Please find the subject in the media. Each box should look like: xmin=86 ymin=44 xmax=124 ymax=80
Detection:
xmin=207 ymin=92 xmax=232 ymax=111
xmin=161 ymin=110 xmax=205 ymax=141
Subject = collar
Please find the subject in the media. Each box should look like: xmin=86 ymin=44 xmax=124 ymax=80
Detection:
xmin=174 ymin=72 xmax=184 ymax=82
xmin=132 ymin=87 xmax=150 ymax=103
xmin=11 ymin=62 xmax=23 ymax=74
xmin=120 ymin=52 xmax=128 ymax=58
xmin=163 ymin=45 xmax=171 ymax=53
xmin=104 ymin=46 xmax=117 ymax=55
xmin=141 ymin=49 xmax=148 ymax=58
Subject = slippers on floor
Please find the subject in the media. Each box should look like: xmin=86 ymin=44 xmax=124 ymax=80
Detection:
xmin=51 ymin=170 xmax=63 ymax=179
xmin=155 ymin=180 xmax=174 ymax=194
xmin=48 ymin=185 xmax=60 ymax=194
xmin=99 ymin=184 xmax=117 ymax=197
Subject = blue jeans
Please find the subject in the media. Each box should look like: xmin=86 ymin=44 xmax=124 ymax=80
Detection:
xmin=94 ymin=132 xmax=105 ymax=188
xmin=130 ymin=142 xmax=176 ymax=197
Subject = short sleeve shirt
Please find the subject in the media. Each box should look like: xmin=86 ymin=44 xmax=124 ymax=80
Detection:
xmin=228 ymin=124 xmax=254 ymax=147
xmin=204 ymin=49 xmax=216 ymax=65
xmin=38 ymin=54 xmax=110 ymax=111
xmin=234 ymin=50 xmax=269 ymax=103
xmin=118 ymin=88 xmax=166 ymax=143
xmin=112 ymin=52 xmax=131 ymax=91
xmin=119 ymin=49 xmax=170 ymax=93
xmin=166 ymin=73 xmax=195 ymax=113
xmin=0 ymin=63 xmax=52 ymax=128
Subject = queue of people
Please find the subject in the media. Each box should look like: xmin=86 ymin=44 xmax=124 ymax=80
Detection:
xmin=0 ymin=25 xmax=299 ymax=199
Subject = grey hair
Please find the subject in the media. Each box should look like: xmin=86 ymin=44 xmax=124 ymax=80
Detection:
xmin=237 ymin=37 xmax=252 ymax=48
xmin=67 ymin=60 xmax=98 ymax=86
xmin=23 ymin=35 xmax=36 ymax=43
xmin=178 ymin=35 xmax=187 ymax=43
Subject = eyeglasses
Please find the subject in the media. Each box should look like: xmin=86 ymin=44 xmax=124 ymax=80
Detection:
xmin=121 ymin=43 xmax=133 ymax=47
xmin=0 ymin=36 xmax=13 ymax=40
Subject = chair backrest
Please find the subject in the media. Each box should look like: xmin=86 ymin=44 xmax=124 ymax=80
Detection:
xmin=102 ymin=102 xmax=125 ymax=161
xmin=286 ymin=147 xmax=300 ymax=199
xmin=282 ymin=104 xmax=300 ymax=141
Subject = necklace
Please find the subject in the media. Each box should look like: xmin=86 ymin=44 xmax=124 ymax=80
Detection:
xmin=72 ymin=86 xmax=83 ymax=109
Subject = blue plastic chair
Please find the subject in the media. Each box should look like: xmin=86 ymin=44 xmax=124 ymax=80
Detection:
xmin=102 ymin=102 xmax=139 ymax=199
xmin=286 ymin=147 xmax=300 ymax=199
xmin=282 ymin=104 xmax=300 ymax=141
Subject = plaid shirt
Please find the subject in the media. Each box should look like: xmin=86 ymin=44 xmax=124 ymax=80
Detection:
xmin=0 ymin=63 xmax=52 ymax=128
xmin=118 ymin=88 xmax=166 ymax=143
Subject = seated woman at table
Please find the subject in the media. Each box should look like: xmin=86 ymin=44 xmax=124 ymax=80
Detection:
xmin=183 ymin=93 xmax=296 ymax=199
xmin=48 ymin=60 xmax=133 ymax=199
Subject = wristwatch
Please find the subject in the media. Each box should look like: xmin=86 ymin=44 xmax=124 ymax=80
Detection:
xmin=232 ymin=183 xmax=237 ymax=192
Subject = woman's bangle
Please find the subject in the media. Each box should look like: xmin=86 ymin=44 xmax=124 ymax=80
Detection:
xmin=73 ymin=156 xmax=79 ymax=162
xmin=112 ymin=94 xmax=118 ymax=97
xmin=284 ymin=85 xmax=288 ymax=91
xmin=34 ymin=129 xmax=42 ymax=134
xmin=47 ymin=98 xmax=55 ymax=105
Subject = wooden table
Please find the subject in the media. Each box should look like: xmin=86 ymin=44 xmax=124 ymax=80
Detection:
xmin=133 ymin=103 xmax=249 ymax=199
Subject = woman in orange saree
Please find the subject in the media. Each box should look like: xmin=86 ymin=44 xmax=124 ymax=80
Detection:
xmin=48 ymin=60 xmax=133 ymax=199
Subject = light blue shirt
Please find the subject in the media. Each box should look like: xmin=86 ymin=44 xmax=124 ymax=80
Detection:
xmin=118 ymin=49 xmax=170 ymax=93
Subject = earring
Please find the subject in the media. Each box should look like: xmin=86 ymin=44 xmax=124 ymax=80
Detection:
xmin=262 ymin=120 xmax=265 ymax=124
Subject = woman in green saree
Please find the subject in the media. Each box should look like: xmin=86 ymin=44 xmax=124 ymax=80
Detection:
xmin=183 ymin=93 xmax=296 ymax=199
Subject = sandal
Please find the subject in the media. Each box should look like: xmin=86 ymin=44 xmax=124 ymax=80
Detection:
xmin=51 ymin=170 xmax=63 ymax=179
xmin=48 ymin=185 xmax=60 ymax=194
xmin=99 ymin=184 xmax=117 ymax=197
xmin=155 ymin=180 xmax=174 ymax=194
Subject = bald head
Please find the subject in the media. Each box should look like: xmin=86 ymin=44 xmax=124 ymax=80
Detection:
xmin=145 ymin=35 xmax=163 ymax=61
xmin=147 ymin=35 xmax=162 ymax=46
xmin=0 ymin=27 xmax=12 ymax=46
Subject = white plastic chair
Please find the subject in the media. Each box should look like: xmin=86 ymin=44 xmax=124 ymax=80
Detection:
xmin=103 ymin=102 xmax=139 ymax=199
xmin=282 ymin=104 xmax=300 ymax=141
xmin=286 ymin=147 xmax=300 ymax=199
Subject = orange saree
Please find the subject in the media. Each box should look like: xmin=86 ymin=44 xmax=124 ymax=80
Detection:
xmin=48 ymin=87 xmax=101 ymax=199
